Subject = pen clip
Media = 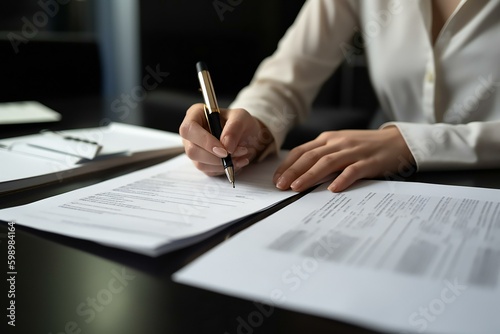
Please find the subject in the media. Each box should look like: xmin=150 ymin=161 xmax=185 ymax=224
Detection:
xmin=197 ymin=65 xmax=220 ymax=115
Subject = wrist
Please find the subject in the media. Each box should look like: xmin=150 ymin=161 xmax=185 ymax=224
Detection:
xmin=252 ymin=118 xmax=276 ymax=162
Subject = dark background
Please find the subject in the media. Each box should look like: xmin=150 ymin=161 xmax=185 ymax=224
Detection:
xmin=140 ymin=0 xmax=305 ymax=97
xmin=0 ymin=0 xmax=377 ymax=148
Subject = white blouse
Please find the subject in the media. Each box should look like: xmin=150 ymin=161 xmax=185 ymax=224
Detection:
xmin=229 ymin=0 xmax=500 ymax=171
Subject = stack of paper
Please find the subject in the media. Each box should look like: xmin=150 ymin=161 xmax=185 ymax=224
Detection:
xmin=174 ymin=181 xmax=500 ymax=334
xmin=0 ymin=123 xmax=184 ymax=194
xmin=0 ymin=153 xmax=297 ymax=255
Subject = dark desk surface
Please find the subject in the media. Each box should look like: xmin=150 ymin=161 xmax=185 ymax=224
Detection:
xmin=2 ymin=102 xmax=500 ymax=334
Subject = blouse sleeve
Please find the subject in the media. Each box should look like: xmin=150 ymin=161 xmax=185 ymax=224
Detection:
xmin=382 ymin=121 xmax=500 ymax=171
xmin=229 ymin=0 xmax=359 ymax=154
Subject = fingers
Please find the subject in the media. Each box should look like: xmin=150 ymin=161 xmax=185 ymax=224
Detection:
xmin=276 ymin=148 xmax=376 ymax=192
xmin=220 ymin=109 xmax=248 ymax=154
xmin=276 ymin=149 xmax=355 ymax=192
xmin=273 ymin=132 xmax=336 ymax=190
xmin=327 ymin=160 xmax=372 ymax=192
xmin=183 ymin=138 xmax=222 ymax=165
xmin=273 ymin=129 xmax=410 ymax=193
xmin=180 ymin=104 xmax=258 ymax=175
xmin=183 ymin=138 xmax=250 ymax=171
xmin=193 ymin=157 xmax=251 ymax=176
xmin=273 ymin=139 xmax=327 ymax=184
xmin=220 ymin=108 xmax=263 ymax=156
xmin=179 ymin=103 xmax=228 ymax=158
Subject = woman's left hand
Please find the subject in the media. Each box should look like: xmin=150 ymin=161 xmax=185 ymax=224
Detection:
xmin=273 ymin=126 xmax=416 ymax=192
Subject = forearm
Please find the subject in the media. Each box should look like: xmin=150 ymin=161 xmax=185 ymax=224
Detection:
xmin=229 ymin=0 xmax=359 ymax=152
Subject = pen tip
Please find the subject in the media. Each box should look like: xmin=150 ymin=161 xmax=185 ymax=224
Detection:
xmin=225 ymin=166 xmax=235 ymax=189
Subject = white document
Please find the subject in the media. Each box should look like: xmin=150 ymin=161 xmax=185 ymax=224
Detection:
xmin=0 ymin=101 xmax=61 ymax=124
xmin=0 ymin=153 xmax=297 ymax=256
xmin=0 ymin=123 xmax=184 ymax=194
xmin=174 ymin=180 xmax=500 ymax=334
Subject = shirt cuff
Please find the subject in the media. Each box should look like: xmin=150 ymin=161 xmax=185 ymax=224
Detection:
xmin=380 ymin=121 xmax=485 ymax=171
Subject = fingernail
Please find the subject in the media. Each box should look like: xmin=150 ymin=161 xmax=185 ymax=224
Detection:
xmin=273 ymin=173 xmax=281 ymax=184
xmin=276 ymin=176 xmax=288 ymax=190
xmin=328 ymin=183 xmax=337 ymax=192
xmin=236 ymin=158 xmax=250 ymax=168
xmin=213 ymin=147 xmax=227 ymax=158
xmin=221 ymin=137 xmax=235 ymax=154
xmin=221 ymin=136 xmax=229 ymax=147
xmin=290 ymin=179 xmax=301 ymax=190
xmin=233 ymin=146 xmax=248 ymax=157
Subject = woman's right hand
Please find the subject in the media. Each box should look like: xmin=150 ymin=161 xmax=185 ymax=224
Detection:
xmin=179 ymin=103 xmax=274 ymax=176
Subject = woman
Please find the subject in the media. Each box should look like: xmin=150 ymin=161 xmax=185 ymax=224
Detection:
xmin=179 ymin=0 xmax=500 ymax=192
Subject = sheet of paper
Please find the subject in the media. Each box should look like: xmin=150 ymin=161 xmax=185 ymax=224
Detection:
xmin=50 ymin=122 xmax=183 ymax=157
xmin=0 ymin=101 xmax=61 ymax=124
xmin=0 ymin=123 xmax=184 ymax=194
xmin=29 ymin=135 xmax=101 ymax=160
xmin=0 ymin=153 xmax=296 ymax=256
xmin=0 ymin=150 xmax=71 ymax=181
xmin=0 ymin=122 xmax=182 ymax=166
xmin=174 ymin=180 xmax=500 ymax=334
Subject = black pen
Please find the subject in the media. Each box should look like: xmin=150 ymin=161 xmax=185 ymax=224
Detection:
xmin=196 ymin=61 xmax=235 ymax=188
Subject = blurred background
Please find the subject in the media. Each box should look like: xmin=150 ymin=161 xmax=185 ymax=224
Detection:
xmin=0 ymin=0 xmax=377 ymax=148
